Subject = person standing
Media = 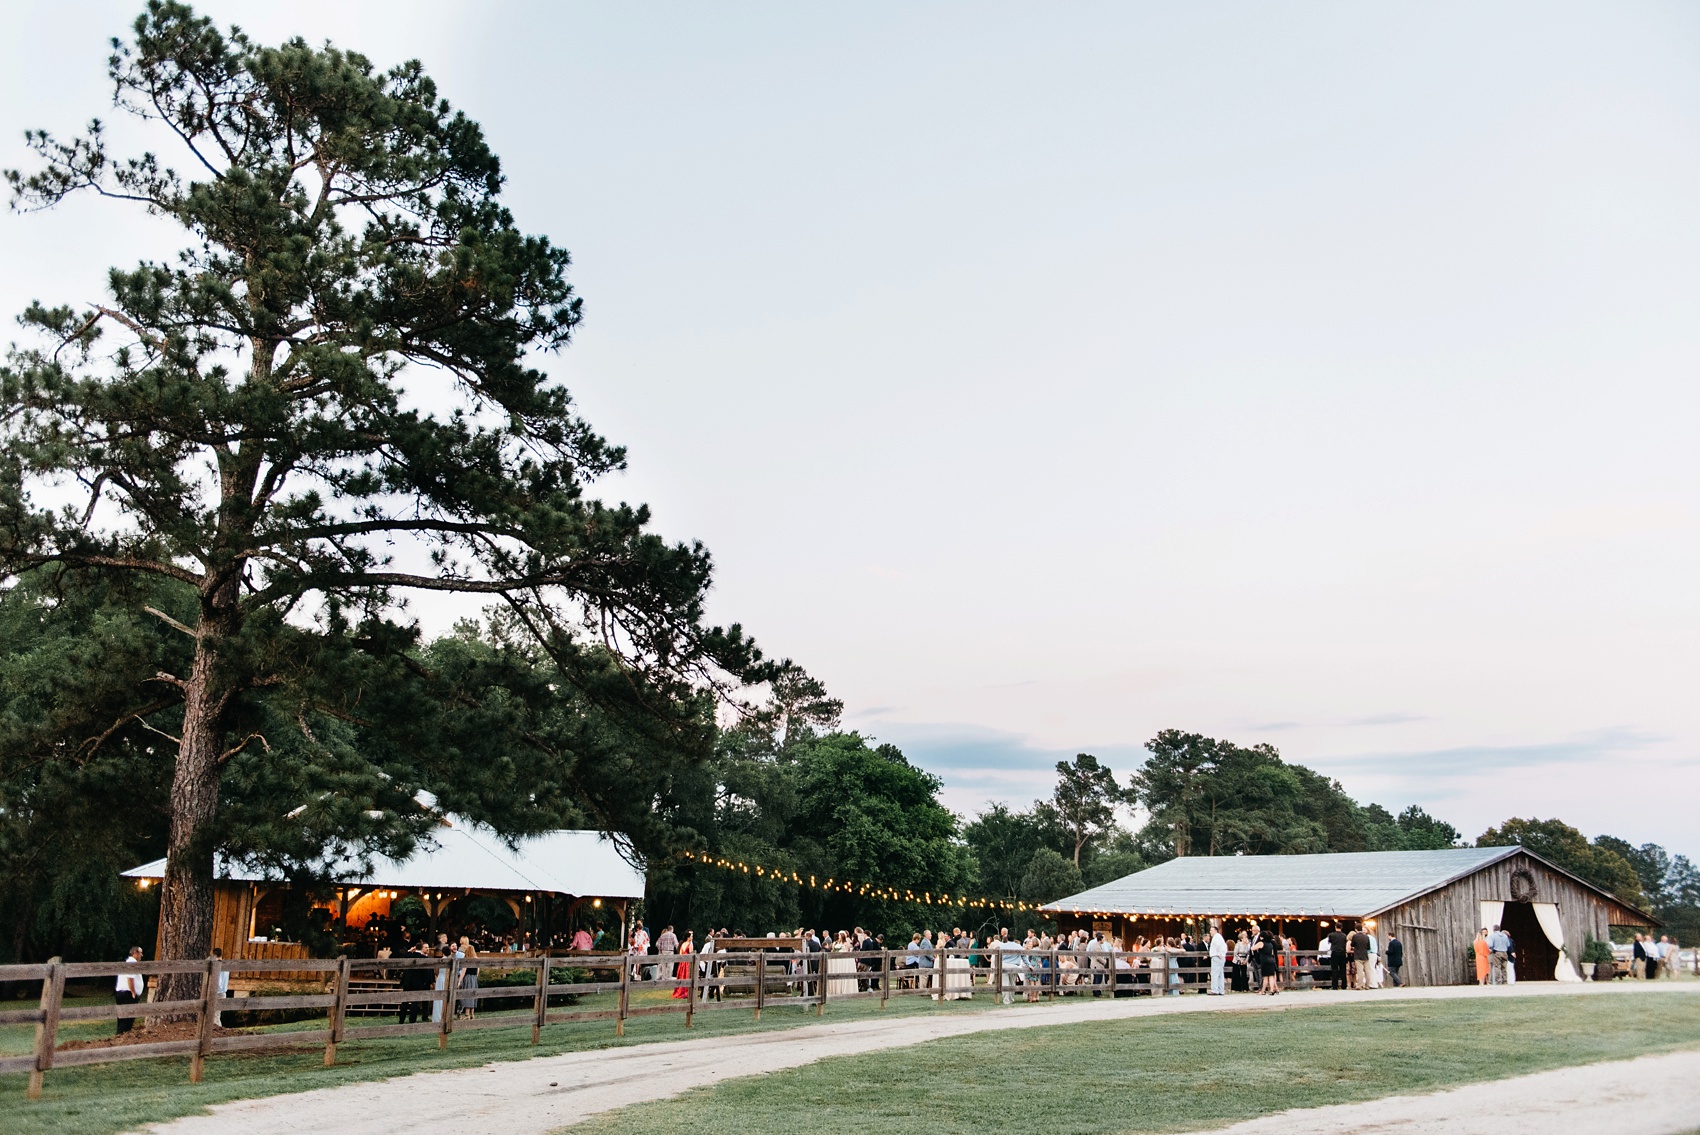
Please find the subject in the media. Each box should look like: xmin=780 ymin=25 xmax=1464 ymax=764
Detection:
xmin=1319 ymin=926 xmax=1342 ymax=990
xmin=1386 ymin=932 xmax=1404 ymax=987
xmin=398 ymin=940 xmax=433 ymax=1024
xmin=656 ymin=924 xmax=678 ymax=978
xmin=1207 ymin=920 xmax=1227 ymax=995
xmin=210 ymin=947 xmax=230 ymax=1027
xmin=629 ymin=920 xmax=651 ymax=981
xmin=1258 ymin=929 xmax=1280 ymax=995
xmin=1349 ymin=926 xmax=1371 ymax=989
xmin=1488 ymin=924 xmax=1510 ymax=985
xmin=456 ymin=936 xmax=476 ymax=1019
xmin=1473 ymin=928 xmax=1491 ymax=985
xmin=669 ymin=931 xmax=694 ymax=999
xmin=115 ymin=946 xmax=145 ymax=1034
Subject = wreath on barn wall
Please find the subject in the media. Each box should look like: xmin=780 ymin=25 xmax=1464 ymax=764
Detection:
xmin=1509 ymin=868 xmax=1537 ymax=902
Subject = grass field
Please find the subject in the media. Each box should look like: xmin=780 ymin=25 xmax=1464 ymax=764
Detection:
xmin=0 ymin=985 xmax=998 ymax=1135
xmin=5 ymin=986 xmax=1698 ymax=1135
xmin=571 ymin=992 xmax=1700 ymax=1135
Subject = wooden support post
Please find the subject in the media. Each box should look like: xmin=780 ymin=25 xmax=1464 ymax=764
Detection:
xmin=615 ymin=955 xmax=629 ymax=1037
xmin=532 ymin=956 xmax=548 ymax=1044
xmin=191 ymin=956 xmax=219 ymax=1082
xmin=28 ymin=957 xmax=64 ymax=1101
xmin=879 ymin=950 xmax=889 ymax=1009
xmin=439 ymin=956 xmax=457 ymax=1050
xmin=993 ymin=946 xmax=1003 ymax=1000
xmin=323 ymin=955 xmax=350 ymax=1067
xmin=753 ymin=952 xmax=765 ymax=1022
xmin=934 ymin=942 xmax=944 ymax=1002
xmin=817 ymin=953 xmax=828 ymax=1016
xmin=685 ymin=953 xmax=698 ymax=1028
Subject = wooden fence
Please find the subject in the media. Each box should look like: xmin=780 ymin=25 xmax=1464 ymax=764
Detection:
xmin=1 ymin=946 xmax=1334 ymax=1099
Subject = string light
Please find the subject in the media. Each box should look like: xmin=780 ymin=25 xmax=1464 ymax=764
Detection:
xmin=677 ymin=851 xmax=1033 ymax=911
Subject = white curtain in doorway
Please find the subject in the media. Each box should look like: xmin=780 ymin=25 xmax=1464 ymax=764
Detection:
xmin=1480 ymin=901 xmax=1504 ymax=933
xmin=1533 ymin=902 xmax=1580 ymax=982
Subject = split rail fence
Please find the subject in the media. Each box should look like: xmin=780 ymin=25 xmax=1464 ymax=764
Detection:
xmin=2 ymin=947 xmax=1331 ymax=1099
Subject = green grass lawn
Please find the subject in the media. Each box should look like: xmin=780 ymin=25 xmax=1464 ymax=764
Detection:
xmin=0 ymin=985 xmax=1007 ymax=1135
xmin=5 ymin=987 xmax=1698 ymax=1135
xmin=575 ymin=992 xmax=1700 ymax=1135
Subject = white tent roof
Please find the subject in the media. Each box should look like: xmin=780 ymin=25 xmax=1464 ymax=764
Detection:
xmin=123 ymin=818 xmax=646 ymax=898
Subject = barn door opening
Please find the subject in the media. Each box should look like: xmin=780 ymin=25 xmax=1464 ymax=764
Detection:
xmin=1500 ymin=901 xmax=1557 ymax=981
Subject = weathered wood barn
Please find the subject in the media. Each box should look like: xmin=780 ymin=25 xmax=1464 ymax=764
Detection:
xmin=124 ymin=818 xmax=647 ymax=961
xmin=1041 ymin=846 xmax=1656 ymax=984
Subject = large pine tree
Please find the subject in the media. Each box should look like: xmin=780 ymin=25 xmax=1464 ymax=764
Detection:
xmin=2 ymin=2 xmax=757 ymax=990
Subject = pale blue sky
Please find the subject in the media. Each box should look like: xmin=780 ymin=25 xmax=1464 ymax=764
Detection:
xmin=4 ymin=2 xmax=1698 ymax=849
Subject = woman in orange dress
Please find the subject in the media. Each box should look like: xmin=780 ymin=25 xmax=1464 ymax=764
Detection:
xmin=1473 ymin=928 xmax=1490 ymax=984
xmin=670 ymin=931 xmax=694 ymax=999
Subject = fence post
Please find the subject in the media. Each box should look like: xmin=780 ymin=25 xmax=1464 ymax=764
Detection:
xmin=685 ymin=953 xmax=697 ymax=1028
xmin=190 ymin=956 xmax=219 ymax=1083
xmin=753 ymin=951 xmax=765 ymax=1022
xmin=323 ymin=955 xmax=350 ymax=1067
xmin=532 ymin=956 xmax=548 ymax=1044
xmin=817 ymin=952 xmax=828 ymax=1017
xmin=616 ymin=955 xmax=629 ymax=1037
xmin=439 ymin=956 xmax=457 ymax=1050
xmin=993 ymin=947 xmax=1003 ymax=1000
xmin=27 ymin=957 xmax=64 ymax=1101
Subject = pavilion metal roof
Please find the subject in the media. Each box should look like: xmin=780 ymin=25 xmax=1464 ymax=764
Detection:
xmin=1039 ymin=846 xmax=1521 ymax=918
xmin=123 ymin=818 xmax=646 ymax=898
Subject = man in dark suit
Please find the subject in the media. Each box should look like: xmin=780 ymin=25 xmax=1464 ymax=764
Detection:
xmin=1327 ymin=927 xmax=1349 ymax=990
xmin=398 ymin=940 xmax=434 ymax=1024
xmin=1386 ymin=933 xmax=1404 ymax=987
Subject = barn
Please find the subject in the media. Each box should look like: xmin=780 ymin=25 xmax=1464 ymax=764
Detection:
xmin=1040 ymin=845 xmax=1656 ymax=984
xmin=123 ymin=817 xmax=647 ymax=962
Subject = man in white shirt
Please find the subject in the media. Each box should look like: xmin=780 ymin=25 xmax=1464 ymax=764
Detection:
xmin=654 ymin=925 xmax=678 ymax=984
xmin=1207 ymin=921 xmax=1228 ymax=995
xmin=1085 ymin=932 xmax=1106 ymax=997
xmin=115 ymin=946 xmax=145 ymax=1034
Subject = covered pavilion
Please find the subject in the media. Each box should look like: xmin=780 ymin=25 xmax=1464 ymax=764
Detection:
xmin=124 ymin=817 xmax=646 ymax=961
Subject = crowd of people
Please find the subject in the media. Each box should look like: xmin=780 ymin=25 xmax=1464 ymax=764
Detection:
xmin=1631 ymin=933 xmax=1682 ymax=980
xmin=612 ymin=918 xmax=1404 ymax=1001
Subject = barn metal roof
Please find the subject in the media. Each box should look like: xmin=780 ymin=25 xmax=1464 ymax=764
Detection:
xmin=1039 ymin=846 xmax=1521 ymax=918
xmin=123 ymin=818 xmax=646 ymax=898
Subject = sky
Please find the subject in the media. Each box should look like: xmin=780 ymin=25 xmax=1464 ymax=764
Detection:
xmin=3 ymin=2 xmax=1698 ymax=850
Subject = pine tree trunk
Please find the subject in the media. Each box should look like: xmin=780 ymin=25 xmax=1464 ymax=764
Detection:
xmin=152 ymin=591 xmax=238 ymax=1009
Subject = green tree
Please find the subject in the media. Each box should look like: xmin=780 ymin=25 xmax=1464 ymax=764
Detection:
xmin=0 ymin=569 xmax=174 ymax=962
xmin=1130 ymin=731 xmax=1328 ymax=859
xmin=1129 ymin=728 xmax=1467 ymax=861
xmin=1477 ymin=818 xmax=1646 ymax=907
xmin=1050 ymin=753 xmax=1124 ymax=866
xmin=1019 ymin=847 xmax=1084 ymax=905
xmin=962 ymin=803 xmax=1049 ymax=900
xmin=1 ymin=4 xmax=758 ymax=982
xmin=645 ymin=725 xmax=973 ymax=941
xmin=1394 ymin=805 xmax=1463 ymax=850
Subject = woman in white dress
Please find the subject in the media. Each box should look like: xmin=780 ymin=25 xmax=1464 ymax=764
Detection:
xmin=942 ymin=931 xmax=972 ymax=1000
xmin=826 ymin=931 xmax=859 ymax=997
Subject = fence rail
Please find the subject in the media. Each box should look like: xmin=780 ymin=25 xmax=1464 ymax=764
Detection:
xmin=1 ymin=946 xmax=1333 ymax=1098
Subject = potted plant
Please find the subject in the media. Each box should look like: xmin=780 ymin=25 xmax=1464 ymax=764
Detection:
xmin=1582 ymin=936 xmax=1614 ymax=980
